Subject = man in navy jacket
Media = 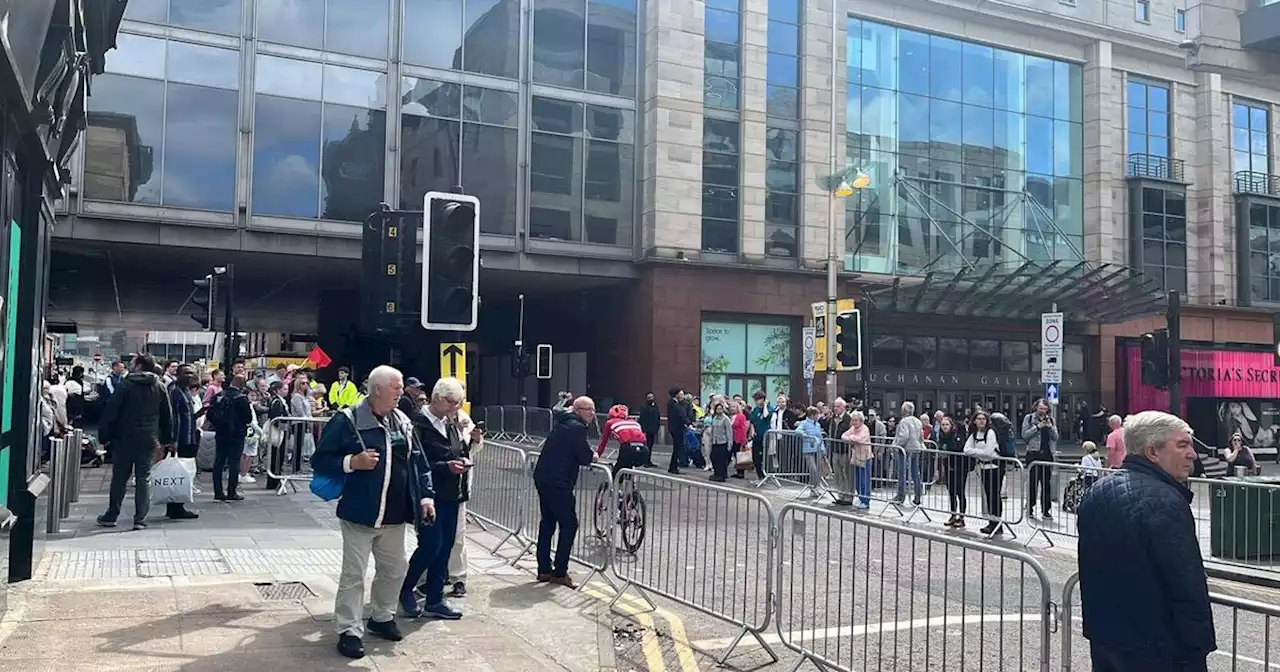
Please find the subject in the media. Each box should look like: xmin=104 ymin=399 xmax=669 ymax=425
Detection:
xmin=312 ymin=365 xmax=436 ymax=660
xmin=1077 ymin=410 xmax=1215 ymax=671
xmin=533 ymin=396 xmax=597 ymax=587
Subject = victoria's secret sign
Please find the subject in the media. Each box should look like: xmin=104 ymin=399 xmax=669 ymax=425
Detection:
xmin=848 ymin=370 xmax=1086 ymax=390
xmin=1126 ymin=347 xmax=1280 ymax=403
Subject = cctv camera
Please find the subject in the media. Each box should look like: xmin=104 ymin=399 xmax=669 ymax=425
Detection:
xmin=1178 ymin=39 xmax=1199 ymax=53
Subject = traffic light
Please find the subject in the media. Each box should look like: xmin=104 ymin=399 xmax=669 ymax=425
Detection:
xmin=834 ymin=309 xmax=863 ymax=370
xmin=1140 ymin=329 xmax=1170 ymax=388
xmin=536 ymin=344 xmax=553 ymax=380
xmin=191 ymin=274 xmax=216 ymax=331
xmin=422 ymin=191 xmax=480 ymax=331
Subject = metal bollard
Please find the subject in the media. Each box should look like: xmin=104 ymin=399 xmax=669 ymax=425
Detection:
xmin=59 ymin=438 xmax=74 ymax=519
xmin=68 ymin=429 xmax=83 ymax=503
xmin=45 ymin=437 xmax=65 ymax=533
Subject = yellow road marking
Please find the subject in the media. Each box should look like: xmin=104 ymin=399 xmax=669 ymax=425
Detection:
xmin=581 ymin=584 xmax=700 ymax=671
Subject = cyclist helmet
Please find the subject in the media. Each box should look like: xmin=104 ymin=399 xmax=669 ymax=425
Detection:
xmin=608 ymin=404 xmax=629 ymax=420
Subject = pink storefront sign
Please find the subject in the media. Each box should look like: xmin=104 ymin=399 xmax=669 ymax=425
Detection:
xmin=1125 ymin=345 xmax=1280 ymax=414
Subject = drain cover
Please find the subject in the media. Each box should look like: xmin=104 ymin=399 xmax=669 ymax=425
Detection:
xmin=254 ymin=582 xmax=316 ymax=601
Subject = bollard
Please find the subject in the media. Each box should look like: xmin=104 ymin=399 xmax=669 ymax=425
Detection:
xmin=59 ymin=438 xmax=73 ymax=519
xmin=46 ymin=437 xmax=65 ymax=533
xmin=68 ymin=429 xmax=83 ymax=503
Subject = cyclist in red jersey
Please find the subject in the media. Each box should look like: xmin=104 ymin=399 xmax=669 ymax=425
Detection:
xmin=598 ymin=404 xmax=649 ymax=475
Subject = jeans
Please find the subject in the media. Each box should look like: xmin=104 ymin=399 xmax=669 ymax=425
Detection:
xmin=895 ymin=451 xmax=923 ymax=502
xmin=947 ymin=457 xmax=970 ymax=514
xmin=403 ymin=499 xmax=460 ymax=604
xmin=1026 ymin=458 xmax=1053 ymax=514
xmin=981 ymin=466 xmax=1004 ymax=519
xmin=710 ymin=443 xmax=731 ymax=479
xmin=102 ymin=443 xmax=154 ymax=524
xmin=854 ymin=459 xmax=872 ymax=505
xmin=536 ymin=485 xmax=578 ymax=576
xmin=740 ymin=434 xmax=765 ymax=478
xmin=668 ymin=430 xmax=685 ymax=471
xmin=212 ymin=434 xmax=244 ymax=499
xmin=1089 ymin=644 xmax=1208 ymax=672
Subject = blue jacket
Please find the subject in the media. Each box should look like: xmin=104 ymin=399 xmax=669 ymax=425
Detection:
xmin=312 ymin=400 xmax=435 ymax=529
xmin=534 ymin=412 xmax=594 ymax=490
xmin=797 ymin=418 xmax=824 ymax=454
xmin=1077 ymin=456 xmax=1215 ymax=662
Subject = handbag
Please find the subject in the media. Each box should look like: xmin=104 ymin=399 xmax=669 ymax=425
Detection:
xmin=734 ymin=447 xmax=753 ymax=469
xmin=310 ymin=409 xmax=359 ymax=502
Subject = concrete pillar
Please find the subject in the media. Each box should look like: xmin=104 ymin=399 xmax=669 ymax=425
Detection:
xmin=798 ymin=1 xmax=845 ymax=270
xmin=1188 ymin=71 xmax=1233 ymax=305
xmin=1081 ymin=40 xmax=1121 ymax=266
xmin=740 ymin=0 xmax=768 ymax=262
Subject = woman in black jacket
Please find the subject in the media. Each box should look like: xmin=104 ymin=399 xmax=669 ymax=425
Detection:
xmin=166 ymin=365 xmax=201 ymax=520
xmin=936 ymin=415 xmax=969 ymax=527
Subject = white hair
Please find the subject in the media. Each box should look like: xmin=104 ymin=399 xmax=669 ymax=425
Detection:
xmin=850 ymin=410 xmax=865 ymax=422
xmin=1123 ymin=411 xmax=1191 ymax=458
xmin=432 ymin=376 xmax=466 ymax=402
xmin=834 ymin=397 xmax=846 ymax=406
xmin=1108 ymin=414 xmax=1123 ymax=427
xmin=366 ymin=365 xmax=403 ymax=393
xmin=901 ymin=400 xmax=915 ymax=416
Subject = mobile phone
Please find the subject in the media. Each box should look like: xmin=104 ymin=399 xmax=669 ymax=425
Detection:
xmin=475 ymin=421 xmax=485 ymax=430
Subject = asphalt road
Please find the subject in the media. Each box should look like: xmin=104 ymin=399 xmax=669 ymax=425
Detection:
xmin=475 ymin=439 xmax=1280 ymax=671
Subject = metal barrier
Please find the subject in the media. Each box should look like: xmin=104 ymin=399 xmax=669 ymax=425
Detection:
xmin=514 ymin=452 xmax=616 ymax=589
xmin=482 ymin=405 xmax=505 ymax=439
xmin=1019 ymin=462 xmax=1115 ymax=548
xmin=891 ymin=445 xmax=1028 ymax=537
xmin=1060 ymin=571 xmax=1279 ymax=670
xmin=608 ymin=468 xmax=780 ymax=665
xmin=501 ymin=406 xmax=530 ymax=442
xmin=778 ymin=503 xmax=1055 ymax=672
xmin=261 ymin=416 xmax=330 ymax=495
xmin=525 ymin=407 xmax=553 ymax=441
xmin=466 ymin=442 xmax=529 ymax=554
xmin=823 ymin=437 xmax=907 ymax=510
xmin=759 ymin=429 xmax=830 ymax=496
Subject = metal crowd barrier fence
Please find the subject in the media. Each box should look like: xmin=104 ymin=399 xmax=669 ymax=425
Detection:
xmin=778 ymin=503 xmax=1055 ymax=672
xmin=892 ymin=445 xmax=1028 ymax=537
xmin=261 ymin=416 xmax=330 ymax=495
xmin=608 ymin=468 xmax=780 ymax=665
xmin=465 ymin=442 xmax=529 ymax=554
xmin=501 ymin=405 xmax=530 ymax=442
xmin=1019 ymin=462 xmax=1115 ymax=548
xmin=1060 ymin=571 xmax=1278 ymax=671
xmin=514 ymin=452 xmax=616 ymax=589
xmin=525 ymin=407 xmax=553 ymax=442
xmin=823 ymin=438 xmax=907 ymax=510
xmin=759 ymin=429 xmax=830 ymax=496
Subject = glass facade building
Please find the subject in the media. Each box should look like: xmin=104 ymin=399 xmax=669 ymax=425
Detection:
xmin=81 ymin=0 xmax=639 ymax=247
xmin=844 ymin=18 xmax=1084 ymax=276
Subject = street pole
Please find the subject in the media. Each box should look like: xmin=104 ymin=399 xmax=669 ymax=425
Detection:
xmin=221 ymin=263 xmax=235 ymax=375
xmin=1167 ymin=289 xmax=1181 ymax=416
xmin=824 ymin=0 xmax=839 ymax=406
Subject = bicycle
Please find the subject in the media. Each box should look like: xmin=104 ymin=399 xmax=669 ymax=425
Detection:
xmin=593 ymin=466 xmax=646 ymax=554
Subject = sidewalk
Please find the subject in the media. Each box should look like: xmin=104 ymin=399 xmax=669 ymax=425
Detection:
xmin=2 ymin=467 xmax=614 ymax=671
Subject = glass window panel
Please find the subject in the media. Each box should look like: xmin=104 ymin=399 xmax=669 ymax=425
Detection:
xmin=1025 ymin=55 xmax=1054 ymax=118
xmin=1234 ymin=149 xmax=1251 ymax=174
xmin=1064 ymin=344 xmax=1084 ymax=373
xmin=994 ymin=110 xmax=1024 ymax=170
xmin=171 ymin=0 xmax=242 ymax=34
xmin=1165 ymin=190 xmax=1185 ymax=217
xmin=929 ymin=99 xmax=961 ymax=152
xmin=704 ymin=41 xmax=739 ymax=78
xmin=1252 ymin=105 xmax=1269 ymax=131
xmin=897 ymin=30 xmax=929 ymax=97
xmin=532 ymin=0 xmax=587 ymax=88
xmin=530 ymin=132 xmax=579 ymax=195
xmin=585 ymin=215 xmax=621 ymax=245
xmin=1001 ymin=341 xmax=1029 ymax=372
xmin=463 ymin=87 xmax=520 ymax=127
xmin=404 ymin=0 xmax=463 ymax=69
xmin=705 ymin=74 xmax=740 ymax=111
xmin=252 ymin=95 xmax=323 ymax=218
xmin=961 ymin=42 xmax=994 ymax=108
xmin=1127 ymin=81 xmax=1146 ymax=109
xmin=1025 ymin=116 xmax=1053 ymax=176
xmin=897 ymin=93 xmax=929 ymax=154
xmin=706 ymin=0 xmax=738 ymax=11
xmin=326 ymin=0 xmax=390 ymax=59
xmin=167 ymin=42 xmax=239 ymax=89
xmin=1148 ymin=83 xmax=1169 ymax=113
xmin=704 ymin=119 xmax=740 ymax=153
xmin=702 ymin=184 xmax=739 ymax=220
xmin=993 ymin=49 xmax=1023 ymax=113
xmin=703 ymin=151 xmax=739 ymax=186
xmin=1148 ymin=136 xmax=1169 ymax=158
xmin=970 ymin=339 xmax=1000 ymax=372
xmin=859 ymin=20 xmax=896 ymax=90
xmin=768 ymin=54 xmax=799 ymax=87
xmin=402 ymin=78 xmax=461 ymax=119
xmin=1053 ymin=119 xmax=1073 ymax=176
xmin=938 ymin=338 xmax=967 ymax=370
xmin=586 ymin=0 xmax=637 ymax=96
xmin=163 ymin=82 xmax=238 ymax=210
xmin=702 ymin=217 xmax=739 ymax=253
xmin=962 ymin=104 xmax=994 ymax=166
xmin=1166 ymin=268 xmax=1187 ymax=294
xmin=1251 ymin=225 xmax=1269 ymax=252
xmin=319 ymin=103 xmax=387 ymax=221
xmin=1143 ymin=240 xmax=1163 ymax=265
xmin=1233 ymin=125 xmax=1249 ymax=154
xmin=399 ymin=115 xmax=460 ymax=209
xmin=929 ymin=36 xmax=962 ymax=102
xmin=531 ymin=97 xmax=584 ymax=135
xmin=255 ymin=55 xmax=323 ymax=100
xmin=585 ymin=140 xmax=626 ymax=201
xmin=1128 ymin=131 xmax=1147 ymax=155
xmin=1128 ymin=106 xmax=1147 ymax=134
xmin=1166 ymin=242 xmax=1186 ymax=268
xmin=765 ymin=191 xmax=796 ymax=224
xmin=706 ymin=8 xmax=740 ymax=43
xmin=1148 ymin=111 xmax=1168 ymax=138
xmin=1166 ymin=216 xmax=1186 ymax=243
xmin=463 ymin=0 xmax=519 ymax=77
xmin=1233 ymin=103 xmax=1250 ymax=130
xmin=323 ymin=65 xmax=385 ymax=109
xmin=1143 ymin=212 xmax=1164 ymax=239
xmin=872 ymin=335 xmax=904 ymax=368
xmin=765 ymin=223 xmax=796 ymax=257
xmin=125 ymin=0 xmax=168 ymax=23
xmin=905 ymin=336 xmax=937 ymax=369
xmin=765 ymin=161 xmax=797 ymax=192
xmin=1253 ymin=130 xmax=1270 ymax=157
xmin=1145 ymin=265 xmax=1165 ymax=290
xmin=768 ymin=0 xmax=798 ymax=23
xmin=768 ymin=21 xmax=799 ymax=55
xmin=105 ymin=33 xmax=167 ymax=79
xmin=83 ymin=74 xmax=165 ymax=204
xmin=256 ymin=0 xmax=323 ymax=50
xmin=459 ymin=123 xmax=517 ymax=234
xmin=765 ymin=128 xmax=798 ymax=161
xmin=530 ymin=206 xmax=573 ymax=240
xmin=585 ymin=105 xmax=633 ymax=142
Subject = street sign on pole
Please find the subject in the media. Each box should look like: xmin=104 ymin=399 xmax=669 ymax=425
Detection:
xmin=811 ymin=303 xmax=826 ymax=372
xmin=1045 ymin=383 xmax=1060 ymax=406
xmin=1040 ymin=311 xmax=1064 ymax=385
xmin=802 ymin=327 xmax=816 ymax=381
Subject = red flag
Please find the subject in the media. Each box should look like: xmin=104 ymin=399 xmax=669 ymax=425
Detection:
xmin=306 ymin=346 xmax=332 ymax=369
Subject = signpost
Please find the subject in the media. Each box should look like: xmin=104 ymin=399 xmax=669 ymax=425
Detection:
xmin=811 ymin=302 xmax=826 ymax=372
xmin=1040 ymin=311 xmax=1063 ymax=386
xmin=1044 ymin=383 xmax=1059 ymax=406
xmin=440 ymin=342 xmax=469 ymax=414
xmin=802 ymin=326 xmax=816 ymax=399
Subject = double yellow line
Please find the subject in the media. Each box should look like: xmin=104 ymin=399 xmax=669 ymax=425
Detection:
xmin=581 ymin=582 xmax=701 ymax=672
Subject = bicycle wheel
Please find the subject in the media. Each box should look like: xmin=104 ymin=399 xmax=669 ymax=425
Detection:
xmin=620 ymin=489 xmax=646 ymax=554
xmin=592 ymin=481 xmax=610 ymax=539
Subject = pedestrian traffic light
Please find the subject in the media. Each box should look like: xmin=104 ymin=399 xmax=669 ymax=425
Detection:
xmin=422 ymin=191 xmax=480 ymax=331
xmin=191 ymin=273 xmax=216 ymax=331
xmin=1140 ymin=329 xmax=1170 ymax=388
xmin=834 ymin=309 xmax=863 ymax=370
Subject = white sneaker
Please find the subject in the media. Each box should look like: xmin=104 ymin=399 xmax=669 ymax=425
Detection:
xmin=239 ymin=474 xmax=256 ymax=484
xmin=127 ymin=476 xmax=136 ymax=487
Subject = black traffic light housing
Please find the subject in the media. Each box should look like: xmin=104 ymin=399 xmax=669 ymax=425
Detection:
xmin=422 ymin=191 xmax=480 ymax=331
xmin=536 ymin=344 xmax=553 ymax=380
xmin=834 ymin=310 xmax=863 ymax=370
xmin=1140 ymin=329 xmax=1170 ymax=389
xmin=191 ymin=273 xmax=217 ymax=331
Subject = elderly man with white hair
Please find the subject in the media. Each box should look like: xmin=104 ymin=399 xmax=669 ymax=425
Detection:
xmin=1076 ymin=410 xmax=1215 ymax=671
xmin=891 ymin=400 xmax=923 ymax=505
xmin=312 ymin=365 xmax=436 ymax=660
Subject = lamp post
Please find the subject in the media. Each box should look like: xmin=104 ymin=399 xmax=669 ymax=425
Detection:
xmin=819 ymin=162 xmax=870 ymax=405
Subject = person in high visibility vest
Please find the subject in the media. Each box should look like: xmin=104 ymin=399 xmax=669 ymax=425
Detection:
xmin=328 ymin=366 xmax=361 ymax=409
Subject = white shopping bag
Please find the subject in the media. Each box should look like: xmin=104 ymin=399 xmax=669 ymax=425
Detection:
xmin=151 ymin=456 xmax=194 ymax=505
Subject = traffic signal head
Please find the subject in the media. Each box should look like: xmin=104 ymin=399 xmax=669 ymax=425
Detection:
xmin=423 ymin=192 xmax=480 ymax=331
xmin=834 ymin=310 xmax=863 ymax=370
xmin=1140 ymin=329 xmax=1170 ymax=388
xmin=191 ymin=274 xmax=216 ymax=331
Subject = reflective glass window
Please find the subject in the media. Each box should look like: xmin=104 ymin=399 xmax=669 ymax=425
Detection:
xmin=532 ymin=0 xmax=587 ymax=89
xmin=1246 ymin=202 xmax=1280 ymax=302
xmin=127 ymin=0 xmax=243 ymax=35
xmin=766 ymin=0 xmax=799 ymax=121
xmin=403 ymin=0 xmax=463 ymax=70
xmin=904 ymin=336 xmax=937 ymax=369
xmin=703 ymin=118 xmax=740 ymax=253
xmin=586 ymin=0 xmax=638 ymax=96
xmin=83 ymin=35 xmax=240 ymax=210
xmin=871 ymin=336 xmax=904 ymax=368
xmin=257 ymin=0 xmax=390 ymax=59
xmin=970 ymin=339 xmax=1000 ymax=372
xmin=1000 ymin=341 xmax=1029 ymax=372
xmin=704 ymin=0 xmax=741 ymax=111
xmin=1233 ymin=100 xmax=1270 ymax=175
xmin=1126 ymin=79 xmax=1171 ymax=162
xmin=938 ymin=338 xmax=968 ymax=370
xmin=252 ymin=57 xmax=387 ymax=220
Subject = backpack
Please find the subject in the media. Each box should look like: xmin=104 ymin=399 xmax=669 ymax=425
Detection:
xmin=206 ymin=392 xmax=233 ymax=431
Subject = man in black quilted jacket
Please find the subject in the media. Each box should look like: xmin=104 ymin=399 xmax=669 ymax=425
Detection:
xmin=1076 ymin=410 xmax=1214 ymax=671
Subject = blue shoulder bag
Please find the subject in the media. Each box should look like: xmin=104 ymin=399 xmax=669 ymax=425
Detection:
xmin=311 ymin=409 xmax=361 ymax=501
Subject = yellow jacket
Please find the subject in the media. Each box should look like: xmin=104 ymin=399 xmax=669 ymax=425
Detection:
xmin=328 ymin=380 xmax=361 ymax=409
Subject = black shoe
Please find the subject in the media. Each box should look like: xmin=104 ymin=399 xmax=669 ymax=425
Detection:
xmin=422 ymin=602 xmax=463 ymax=620
xmin=667 ymin=468 xmax=681 ymax=475
xmin=366 ymin=618 xmax=404 ymax=642
xmin=167 ymin=509 xmax=199 ymax=520
xmin=224 ymin=493 xmax=244 ymax=502
xmin=731 ymin=473 xmax=745 ymax=479
xmin=96 ymin=515 xmax=117 ymax=528
xmin=337 ymin=633 xmax=365 ymax=659
xmin=449 ymin=581 xmax=467 ymax=598
xmin=133 ymin=521 xmax=149 ymax=531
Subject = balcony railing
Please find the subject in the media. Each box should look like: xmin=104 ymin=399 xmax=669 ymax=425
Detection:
xmin=1127 ymin=153 xmax=1185 ymax=182
xmin=1233 ymin=170 xmax=1280 ymax=196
